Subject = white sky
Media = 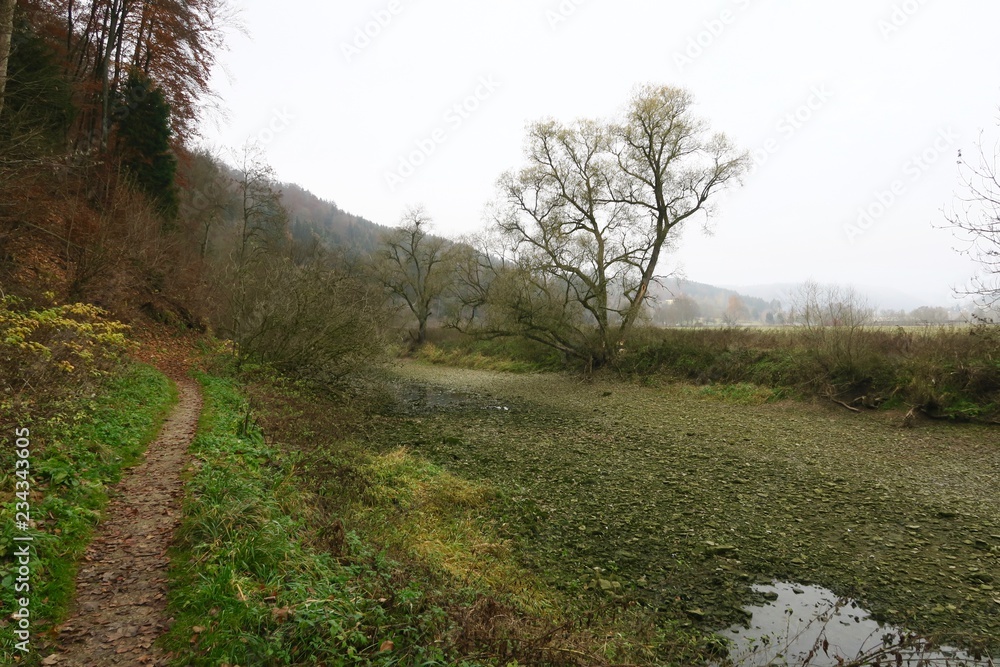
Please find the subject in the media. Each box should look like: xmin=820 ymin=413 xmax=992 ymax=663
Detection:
xmin=200 ymin=0 xmax=1000 ymax=307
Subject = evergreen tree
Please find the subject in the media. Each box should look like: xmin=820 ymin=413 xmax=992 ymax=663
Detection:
xmin=114 ymin=72 xmax=179 ymax=221
xmin=1 ymin=13 xmax=74 ymax=147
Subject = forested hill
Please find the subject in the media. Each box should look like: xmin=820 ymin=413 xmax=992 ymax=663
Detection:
xmin=647 ymin=277 xmax=780 ymax=322
xmin=281 ymin=182 xmax=389 ymax=255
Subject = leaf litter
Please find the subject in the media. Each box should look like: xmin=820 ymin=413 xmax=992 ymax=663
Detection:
xmin=367 ymin=362 xmax=1000 ymax=659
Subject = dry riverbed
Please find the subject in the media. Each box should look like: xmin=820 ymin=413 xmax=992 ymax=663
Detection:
xmin=365 ymin=362 xmax=1000 ymax=659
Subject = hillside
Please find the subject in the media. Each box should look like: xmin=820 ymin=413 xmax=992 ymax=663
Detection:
xmin=282 ymin=182 xmax=390 ymax=256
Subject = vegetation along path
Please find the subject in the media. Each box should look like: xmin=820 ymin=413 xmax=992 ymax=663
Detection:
xmin=47 ymin=379 xmax=202 ymax=666
xmin=371 ymin=362 xmax=1000 ymax=657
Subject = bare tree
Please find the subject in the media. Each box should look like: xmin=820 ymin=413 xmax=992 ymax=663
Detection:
xmin=660 ymin=295 xmax=700 ymax=326
xmin=788 ymin=280 xmax=874 ymax=372
xmin=945 ymin=121 xmax=1000 ymax=307
xmin=723 ymin=295 xmax=749 ymax=326
xmin=222 ymin=144 xmax=288 ymax=356
xmin=788 ymin=281 xmax=874 ymax=330
xmin=453 ymin=84 xmax=747 ymax=366
xmin=375 ymin=206 xmax=455 ymax=346
xmin=178 ymin=148 xmax=234 ymax=258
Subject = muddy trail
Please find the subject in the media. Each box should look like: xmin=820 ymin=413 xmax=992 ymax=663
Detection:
xmin=45 ymin=379 xmax=201 ymax=666
xmin=368 ymin=362 xmax=1000 ymax=659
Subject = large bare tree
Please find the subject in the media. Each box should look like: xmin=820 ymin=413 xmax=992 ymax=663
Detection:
xmin=375 ymin=206 xmax=455 ymax=345
xmin=454 ymin=84 xmax=748 ymax=366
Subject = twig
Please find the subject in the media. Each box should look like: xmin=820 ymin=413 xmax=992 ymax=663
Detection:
xmin=829 ymin=397 xmax=861 ymax=413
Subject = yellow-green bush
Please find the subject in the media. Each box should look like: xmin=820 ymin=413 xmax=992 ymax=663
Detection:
xmin=1 ymin=295 xmax=132 ymax=430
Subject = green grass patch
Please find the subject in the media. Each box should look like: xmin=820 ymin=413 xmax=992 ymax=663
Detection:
xmin=165 ymin=368 xmax=712 ymax=665
xmin=416 ymin=330 xmax=563 ymax=374
xmin=0 ymin=362 xmax=174 ymax=661
xmin=689 ymin=382 xmax=787 ymax=405
xmin=163 ymin=373 xmax=459 ymax=666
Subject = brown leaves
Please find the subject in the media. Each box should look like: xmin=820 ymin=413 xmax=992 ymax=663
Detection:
xmin=270 ymin=607 xmax=292 ymax=624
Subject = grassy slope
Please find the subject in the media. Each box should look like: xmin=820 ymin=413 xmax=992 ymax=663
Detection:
xmin=0 ymin=363 xmax=175 ymax=662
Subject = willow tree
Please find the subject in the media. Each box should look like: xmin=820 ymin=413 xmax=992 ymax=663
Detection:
xmin=375 ymin=206 xmax=455 ymax=346
xmin=454 ymin=84 xmax=748 ymax=367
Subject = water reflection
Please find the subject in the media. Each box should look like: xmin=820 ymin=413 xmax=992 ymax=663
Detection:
xmin=721 ymin=581 xmax=992 ymax=666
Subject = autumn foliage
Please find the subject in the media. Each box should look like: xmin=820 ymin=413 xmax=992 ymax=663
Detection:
xmin=18 ymin=0 xmax=232 ymax=148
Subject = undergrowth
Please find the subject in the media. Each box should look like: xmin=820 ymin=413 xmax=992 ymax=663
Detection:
xmin=414 ymin=330 xmax=563 ymax=374
xmin=420 ymin=324 xmax=1000 ymax=420
xmin=616 ymin=326 xmax=1000 ymax=420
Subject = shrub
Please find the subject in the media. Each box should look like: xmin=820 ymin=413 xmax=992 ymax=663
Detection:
xmin=0 ymin=295 xmax=132 ymax=431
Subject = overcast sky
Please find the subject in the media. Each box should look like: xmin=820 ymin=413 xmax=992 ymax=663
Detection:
xmin=200 ymin=0 xmax=1000 ymax=308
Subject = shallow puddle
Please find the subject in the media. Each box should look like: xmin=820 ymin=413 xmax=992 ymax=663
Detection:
xmin=390 ymin=381 xmax=511 ymax=414
xmin=721 ymin=582 xmax=991 ymax=666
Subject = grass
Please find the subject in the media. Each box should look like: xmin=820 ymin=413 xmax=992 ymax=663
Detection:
xmin=164 ymin=372 xmax=467 ymax=665
xmin=685 ymin=382 xmax=788 ymax=405
xmin=618 ymin=325 xmax=999 ymax=420
xmin=0 ymin=362 xmax=175 ymax=662
xmin=413 ymin=329 xmax=563 ymax=374
xmin=163 ymin=367 xmax=716 ymax=665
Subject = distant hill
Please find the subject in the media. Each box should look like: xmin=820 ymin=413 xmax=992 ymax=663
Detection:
xmin=280 ymin=183 xmax=389 ymax=256
xmin=644 ymin=278 xmax=780 ymax=324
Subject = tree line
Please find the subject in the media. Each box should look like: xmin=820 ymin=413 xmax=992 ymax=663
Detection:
xmin=2 ymin=3 xmax=997 ymax=385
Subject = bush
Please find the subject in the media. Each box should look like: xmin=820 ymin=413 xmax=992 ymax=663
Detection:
xmin=0 ymin=295 xmax=132 ymax=431
xmin=229 ymin=258 xmax=390 ymax=388
xmin=617 ymin=325 xmax=1000 ymax=420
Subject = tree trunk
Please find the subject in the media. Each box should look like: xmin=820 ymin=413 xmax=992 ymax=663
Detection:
xmin=99 ymin=0 xmax=125 ymax=149
xmin=0 ymin=0 xmax=16 ymax=118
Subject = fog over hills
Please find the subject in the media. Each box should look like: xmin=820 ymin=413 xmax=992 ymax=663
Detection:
xmin=718 ymin=283 xmax=946 ymax=312
xmin=282 ymin=181 xmax=968 ymax=316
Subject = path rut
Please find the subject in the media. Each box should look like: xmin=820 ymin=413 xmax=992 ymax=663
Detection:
xmin=46 ymin=378 xmax=201 ymax=666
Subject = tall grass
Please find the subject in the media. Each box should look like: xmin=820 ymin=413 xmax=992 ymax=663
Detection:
xmin=415 ymin=329 xmax=564 ymax=373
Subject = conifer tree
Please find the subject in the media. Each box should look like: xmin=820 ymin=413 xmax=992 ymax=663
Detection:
xmin=115 ymin=72 xmax=179 ymax=220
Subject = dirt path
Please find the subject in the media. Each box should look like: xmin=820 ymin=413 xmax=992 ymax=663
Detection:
xmin=46 ymin=378 xmax=201 ymax=666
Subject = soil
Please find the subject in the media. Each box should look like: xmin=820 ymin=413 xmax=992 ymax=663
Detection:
xmin=43 ymin=376 xmax=201 ymax=666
